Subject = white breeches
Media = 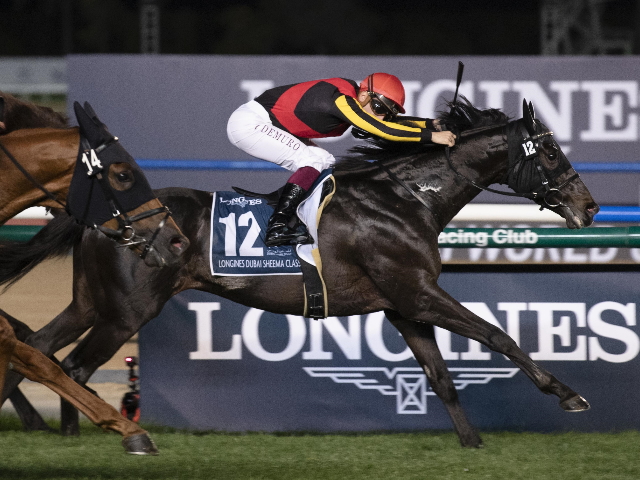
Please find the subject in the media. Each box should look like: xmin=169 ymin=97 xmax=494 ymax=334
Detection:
xmin=227 ymin=100 xmax=336 ymax=172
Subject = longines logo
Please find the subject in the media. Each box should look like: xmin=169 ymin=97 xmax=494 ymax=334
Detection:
xmin=220 ymin=196 xmax=263 ymax=208
xmin=303 ymin=367 xmax=519 ymax=414
xmin=187 ymin=301 xmax=638 ymax=413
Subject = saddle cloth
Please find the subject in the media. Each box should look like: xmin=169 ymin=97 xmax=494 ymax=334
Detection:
xmin=209 ymin=170 xmax=335 ymax=277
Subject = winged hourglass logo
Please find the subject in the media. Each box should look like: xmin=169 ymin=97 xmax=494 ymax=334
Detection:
xmin=303 ymin=367 xmax=519 ymax=414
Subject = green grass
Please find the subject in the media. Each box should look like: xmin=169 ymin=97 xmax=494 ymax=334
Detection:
xmin=1 ymin=415 xmax=639 ymax=479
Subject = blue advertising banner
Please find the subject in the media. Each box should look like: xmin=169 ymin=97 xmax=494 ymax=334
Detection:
xmin=139 ymin=270 xmax=640 ymax=432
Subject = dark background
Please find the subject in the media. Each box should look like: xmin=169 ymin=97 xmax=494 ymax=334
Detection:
xmin=0 ymin=0 xmax=638 ymax=56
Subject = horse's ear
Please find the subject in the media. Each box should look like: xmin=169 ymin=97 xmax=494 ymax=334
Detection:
xmin=528 ymin=101 xmax=536 ymax=120
xmin=83 ymin=101 xmax=112 ymax=133
xmin=522 ymin=98 xmax=536 ymax=136
xmin=74 ymin=101 xmax=112 ymax=147
xmin=83 ymin=101 xmax=100 ymax=124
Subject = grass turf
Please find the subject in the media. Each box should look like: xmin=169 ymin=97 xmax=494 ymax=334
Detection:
xmin=1 ymin=415 xmax=639 ymax=480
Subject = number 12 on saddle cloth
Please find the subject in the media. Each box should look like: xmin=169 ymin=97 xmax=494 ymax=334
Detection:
xmin=210 ymin=171 xmax=335 ymax=318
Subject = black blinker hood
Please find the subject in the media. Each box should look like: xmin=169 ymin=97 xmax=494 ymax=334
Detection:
xmin=505 ymin=120 xmax=572 ymax=195
xmin=66 ymin=102 xmax=156 ymax=227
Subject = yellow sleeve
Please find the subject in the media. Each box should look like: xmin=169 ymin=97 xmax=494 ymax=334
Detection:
xmin=334 ymin=95 xmax=432 ymax=143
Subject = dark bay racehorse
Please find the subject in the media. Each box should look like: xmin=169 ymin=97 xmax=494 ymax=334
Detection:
xmin=0 ymin=93 xmax=193 ymax=454
xmin=4 ymin=99 xmax=598 ymax=448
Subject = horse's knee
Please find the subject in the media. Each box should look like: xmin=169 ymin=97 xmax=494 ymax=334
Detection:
xmin=60 ymin=356 xmax=91 ymax=385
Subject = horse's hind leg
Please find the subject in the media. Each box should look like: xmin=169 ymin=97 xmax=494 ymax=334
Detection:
xmin=1 ymin=303 xmax=95 ymax=406
xmin=0 ymin=309 xmax=57 ymax=431
xmin=8 ymin=388 xmax=53 ymax=431
xmin=8 ymin=339 xmax=159 ymax=455
xmin=385 ymin=309 xmax=482 ymax=448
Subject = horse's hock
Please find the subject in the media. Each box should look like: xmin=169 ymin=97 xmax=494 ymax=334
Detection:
xmin=0 ymin=255 xmax=133 ymax=418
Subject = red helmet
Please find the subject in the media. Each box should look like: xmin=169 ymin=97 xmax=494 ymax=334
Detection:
xmin=359 ymin=72 xmax=406 ymax=114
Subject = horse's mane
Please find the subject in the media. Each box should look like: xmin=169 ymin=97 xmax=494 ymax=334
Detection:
xmin=0 ymin=91 xmax=69 ymax=134
xmin=334 ymin=96 xmax=510 ymax=171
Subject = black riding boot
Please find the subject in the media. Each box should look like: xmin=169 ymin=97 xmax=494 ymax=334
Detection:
xmin=265 ymin=183 xmax=311 ymax=247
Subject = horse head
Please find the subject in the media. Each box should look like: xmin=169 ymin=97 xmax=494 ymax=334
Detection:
xmin=514 ymin=99 xmax=599 ymax=229
xmin=69 ymin=102 xmax=190 ymax=267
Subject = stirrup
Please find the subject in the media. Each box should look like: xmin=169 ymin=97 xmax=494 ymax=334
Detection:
xmin=265 ymin=224 xmax=313 ymax=247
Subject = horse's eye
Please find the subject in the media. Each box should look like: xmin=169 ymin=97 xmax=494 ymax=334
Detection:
xmin=542 ymin=142 xmax=558 ymax=161
xmin=117 ymin=171 xmax=133 ymax=183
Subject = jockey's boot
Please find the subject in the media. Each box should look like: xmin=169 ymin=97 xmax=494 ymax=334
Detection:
xmin=265 ymin=183 xmax=311 ymax=247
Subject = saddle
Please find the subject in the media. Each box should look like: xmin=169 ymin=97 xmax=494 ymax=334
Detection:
xmin=232 ymin=185 xmax=282 ymax=207
xmin=232 ymin=177 xmax=335 ymax=319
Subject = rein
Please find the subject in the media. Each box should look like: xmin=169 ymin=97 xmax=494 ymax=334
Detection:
xmin=373 ymin=119 xmax=581 ymax=216
xmin=0 ymin=140 xmax=66 ymax=208
xmin=373 ymin=160 xmax=437 ymax=217
xmin=444 ymin=145 xmax=536 ymax=200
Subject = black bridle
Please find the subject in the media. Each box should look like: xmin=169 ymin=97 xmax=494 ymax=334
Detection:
xmin=373 ymin=119 xmax=581 ymax=219
xmin=77 ymin=136 xmax=171 ymax=260
xmin=513 ymin=123 xmax=580 ymax=209
xmin=443 ymin=120 xmax=580 ymax=211
xmin=0 ymin=135 xmax=170 ymax=260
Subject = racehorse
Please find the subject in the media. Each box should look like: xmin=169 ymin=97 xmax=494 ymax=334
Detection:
xmin=0 ymin=93 xmax=193 ymax=454
xmin=3 ymin=99 xmax=598 ymax=448
xmin=0 ymin=93 xmax=190 ymax=268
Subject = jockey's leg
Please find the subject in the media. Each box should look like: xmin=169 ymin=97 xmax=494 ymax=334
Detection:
xmin=227 ymin=100 xmax=334 ymax=245
xmin=265 ymin=166 xmax=321 ymax=246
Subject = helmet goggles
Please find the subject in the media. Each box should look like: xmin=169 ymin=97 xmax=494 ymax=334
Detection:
xmin=367 ymin=75 xmax=400 ymax=121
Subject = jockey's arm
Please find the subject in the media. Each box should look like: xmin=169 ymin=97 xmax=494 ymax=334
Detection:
xmin=334 ymin=96 xmax=455 ymax=146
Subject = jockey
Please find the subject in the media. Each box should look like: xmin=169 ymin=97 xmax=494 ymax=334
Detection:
xmin=227 ymin=73 xmax=457 ymax=247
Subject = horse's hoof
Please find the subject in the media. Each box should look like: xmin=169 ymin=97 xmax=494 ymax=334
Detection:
xmin=461 ymin=441 xmax=484 ymax=449
xmin=122 ymin=433 xmax=159 ymax=455
xmin=459 ymin=433 xmax=484 ymax=448
xmin=560 ymin=394 xmax=590 ymax=412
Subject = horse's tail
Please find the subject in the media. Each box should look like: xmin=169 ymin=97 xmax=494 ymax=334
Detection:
xmin=0 ymin=213 xmax=84 ymax=290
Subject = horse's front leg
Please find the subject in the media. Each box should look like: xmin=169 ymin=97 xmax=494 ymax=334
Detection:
xmin=8 ymin=338 xmax=159 ymax=455
xmin=1 ymin=302 xmax=95 ymax=405
xmin=0 ymin=314 xmax=18 ymax=396
xmin=381 ymin=277 xmax=589 ymax=412
xmin=385 ymin=309 xmax=482 ymax=448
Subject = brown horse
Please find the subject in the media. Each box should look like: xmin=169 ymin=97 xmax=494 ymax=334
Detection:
xmin=0 ymin=93 xmax=192 ymax=454
xmin=0 ymin=93 xmax=190 ymax=267
xmin=3 ymin=99 xmax=598 ymax=448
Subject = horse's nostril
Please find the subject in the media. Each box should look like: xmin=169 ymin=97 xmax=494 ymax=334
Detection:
xmin=586 ymin=203 xmax=600 ymax=215
xmin=171 ymin=237 xmax=186 ymax=251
